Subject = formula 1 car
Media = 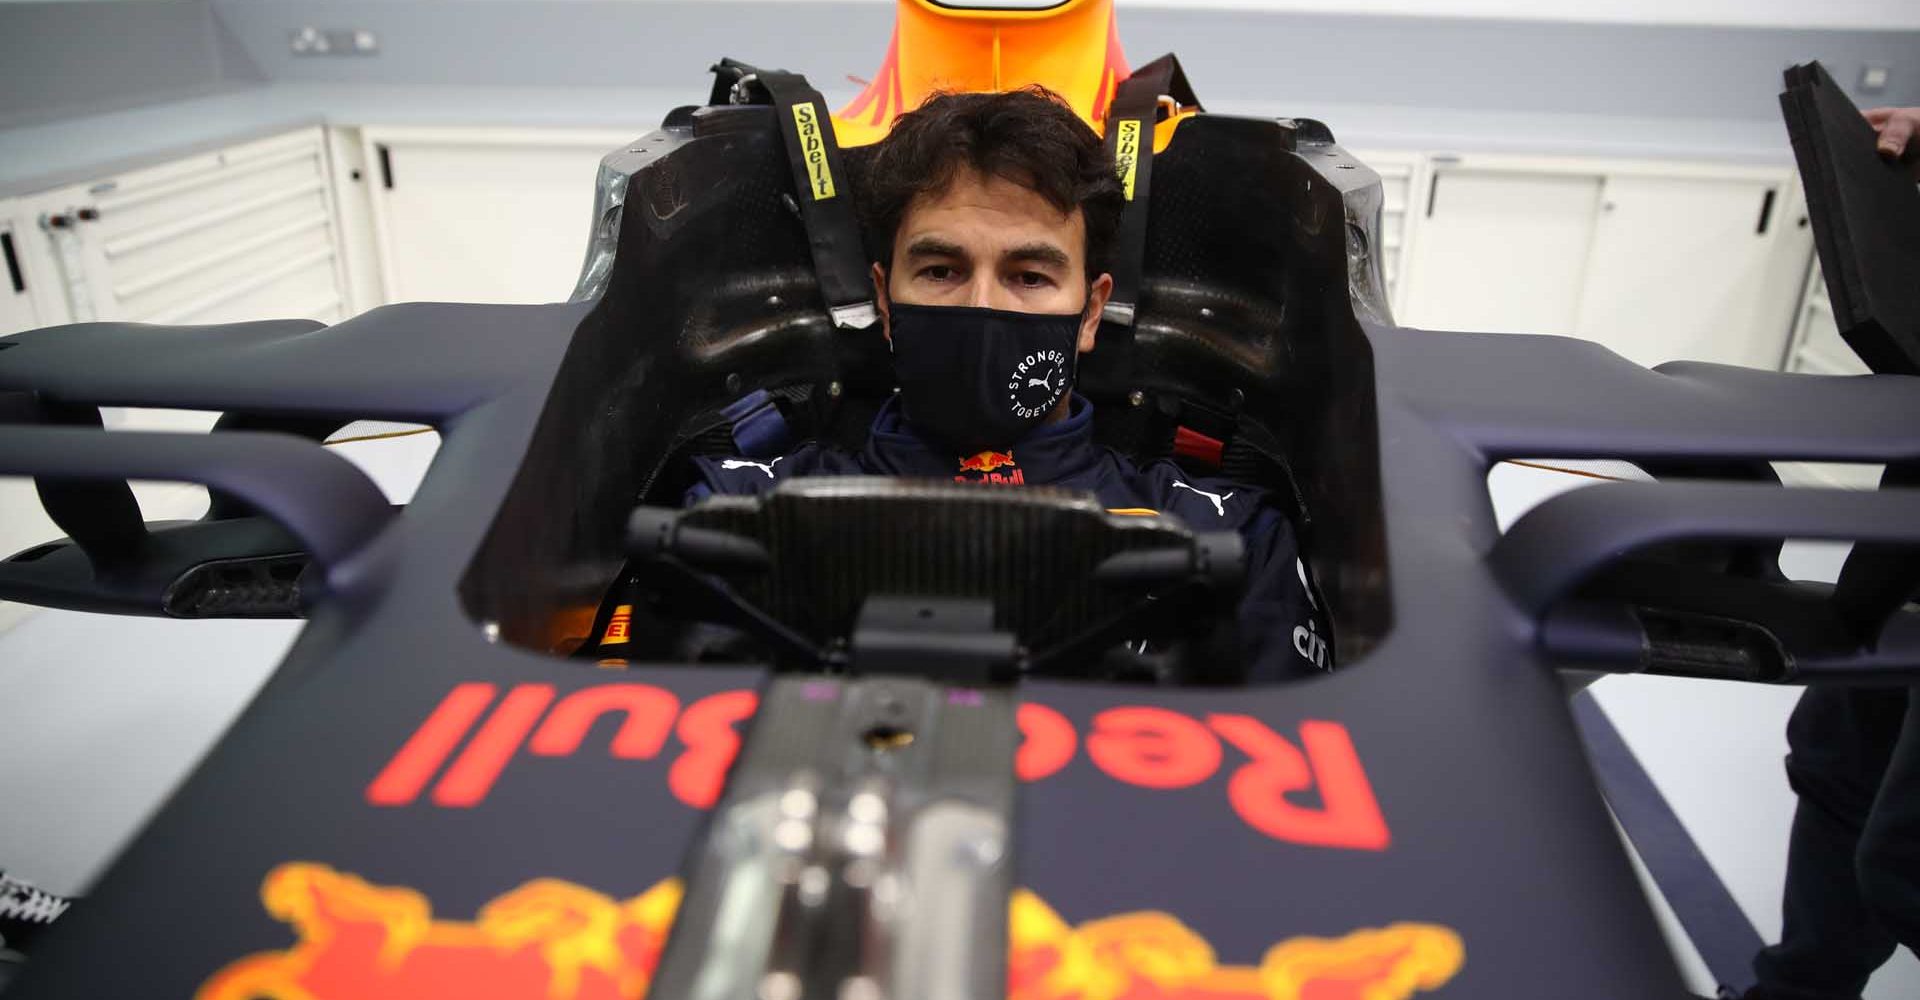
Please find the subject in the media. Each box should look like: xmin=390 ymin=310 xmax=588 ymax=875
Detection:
xmin=2 ymin=2 xmax=1917 ymax=998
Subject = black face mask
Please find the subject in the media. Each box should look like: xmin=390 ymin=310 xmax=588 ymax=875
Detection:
xmin=886 ymin=302 xmax=1084 ymax=456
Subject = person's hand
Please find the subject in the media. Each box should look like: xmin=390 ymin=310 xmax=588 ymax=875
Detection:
xmin=1864 ymin=107 xmax=1920 ymax=180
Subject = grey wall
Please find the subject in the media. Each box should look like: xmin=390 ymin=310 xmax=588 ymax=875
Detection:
xmin=0 ymin=0 xmax=262 ymax=130
xmin=1129 ymin=10 xmax=1920 ymax=122
xmin=2 ymin=1 xmax=1916 ymax=138
xmin=210 ymin=0 xmax=896 ymax=107
xmin=205 ymin=0 xmax=1920 ymax=121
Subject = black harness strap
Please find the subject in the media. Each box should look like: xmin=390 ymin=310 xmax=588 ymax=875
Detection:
xmin=711 ymin=58 xmax=877 ymax=330
xmin=1100 ymin=54 xmax=1202 ymax=329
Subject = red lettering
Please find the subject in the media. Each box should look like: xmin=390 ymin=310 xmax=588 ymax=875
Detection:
xmin=1086 ymin=706 xmax=1221 ymax=790
xmin=430 ymin=685 xmax=556 ymax=808
xmin=365 ymin=683 xmax=496 ymax=806
xmin=528 ymin=683 xmax=679 ymax=759
xmin=1015 ymin=702 xmax=1076 ymax=781
xmin=1207 ymin=715 xmax=1390 ymax=851
xmin=668 ymin=689 xmax=760 ymax=810
xmin=372 ymin=682 xmax=1389 ymax=853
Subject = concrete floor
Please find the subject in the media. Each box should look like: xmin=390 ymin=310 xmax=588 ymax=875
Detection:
xmin=1 ymin=440 xmax=1915 ymax=997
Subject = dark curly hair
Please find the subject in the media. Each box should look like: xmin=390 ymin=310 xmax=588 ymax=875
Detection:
xmin=857 ymin=86 xmax=1125 ymax=278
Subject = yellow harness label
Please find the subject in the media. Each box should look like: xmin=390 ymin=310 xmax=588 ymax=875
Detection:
xmin=791 ymin=103 xmax=837 ymax=200
xmin=1114 ymin=119 xmax=1142 ymax=201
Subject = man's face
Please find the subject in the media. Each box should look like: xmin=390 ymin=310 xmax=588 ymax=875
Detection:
xmin=873 ymin=168 xmax=1112 ymax=355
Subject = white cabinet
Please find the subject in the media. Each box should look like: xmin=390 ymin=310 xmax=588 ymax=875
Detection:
xmin=5 ymin=127 xmax=352 ymax=434
xmin=19 ymin=128 xmax=350 ymax=329
xmin=0 ymin=202 xmax=65 ymax=632
xmin=357 ymin=126 xmax=634 ymax=306
xmin=0 ymin=197 xmax=70 ymax=337
xmin=1400 ymin=165 xmax=1604 ymax=336
xmin=1775 ymin=257 xmax=1882 ymax=491
xmin=1782 ymin=257 xmax=1868 ymax=378
xmin=1349 ymin=149 xmax=1424 ymax=312
xmin=1 ymin=206 xmax=48 ymax=336
xmin=1394 ymin=154 xmax=1812 ymax=370
xmin=1571 ymin=174 xmax=1806 ymax=370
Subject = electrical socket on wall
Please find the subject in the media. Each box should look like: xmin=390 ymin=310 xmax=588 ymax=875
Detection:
xmin=289 ymin=27 xmax=380 ymax=57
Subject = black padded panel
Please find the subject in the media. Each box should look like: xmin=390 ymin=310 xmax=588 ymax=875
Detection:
xmin=1782 ymin=61 xmax=1920 ymax=375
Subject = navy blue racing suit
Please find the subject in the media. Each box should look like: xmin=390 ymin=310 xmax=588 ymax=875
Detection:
xmin=678 ymin=394 xmax=1333 ymax=682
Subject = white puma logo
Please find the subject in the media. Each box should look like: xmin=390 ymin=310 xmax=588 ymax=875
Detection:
xmin=720 ymin=456 xmax=783 ymax=479
xmin=1027 ymin=376 xmax=1051 ymax=389
xmin=1170 ymin=480 xmax=1233 ymax=517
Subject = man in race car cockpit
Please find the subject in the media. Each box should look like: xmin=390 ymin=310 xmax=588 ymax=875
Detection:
xmin=684 ymin=87 xmax=1332 ymax=681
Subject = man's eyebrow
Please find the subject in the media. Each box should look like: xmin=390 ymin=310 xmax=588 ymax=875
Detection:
xmin=904 ymin=237 xmax=967 ymax=259
xmin=1004 ymin=242 xmax=1071 ymax=268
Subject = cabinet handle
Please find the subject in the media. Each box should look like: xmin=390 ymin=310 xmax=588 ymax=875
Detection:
xmin=76 ymin=207 xmax=100 ymax=223
xmin=1424 ymin=172 xmax=1440 ymax=217
xmin=1 ymin=231 xmax=23 ymax=293
xmin=1755 ymin=188 xmax=1776 ymax=235
xmin=377 ymin=144 xmax=395 ymax=190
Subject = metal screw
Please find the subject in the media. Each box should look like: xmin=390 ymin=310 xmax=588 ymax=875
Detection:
xmin=480 ymin=621 xmax=501 ymax=644
xmin=779 ymin=788 xmax=817 ymax=819
xmin=843 ymin=823 xmax=884 ymax=856
xmin=843 ymin=858 xmax=877 ymax=889
xmin=774 ymin=819 xmax=813 ymax=853
xmin=725 ymin=372 xmax=743 ymax=394
xmin=827 ymin=380 xmax=843 ymax=398
xmin=760 ymin=972 xmax=803 ymax=1000
xmin=848 ymin=791 xmax=887 ymax=825
xmin=799 ymin=865 xmax=831 ymax=904
xmin=872 ymin=873 xmax=902 ymax=908
xmin=767 ymin=295 xmax=783 ymax=308
xmin=1128 ymin=389 xmax=1145 ymax=407
xmin=839 ymin=977 xmax=882 ymax=1000
xmin=1199 ymin=307 xmax=1215 ymax=319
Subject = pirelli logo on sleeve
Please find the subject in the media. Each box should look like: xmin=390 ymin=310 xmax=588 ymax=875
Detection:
xmin=601 ymin=604 xmax=632 ymax=645
xmin=791 ymin=103 xmax=837 ymax=201
xmin=1114 ymin=119 xmax=1142 ymax=201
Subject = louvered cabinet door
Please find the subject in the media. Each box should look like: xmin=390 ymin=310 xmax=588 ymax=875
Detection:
xmin=34 ymin=127 xmax=350 ymax=328
xmin=0 ymin=204 xmax=54 ymax=337
xmin=1348 ymin=150 xmax=1422 ymax=316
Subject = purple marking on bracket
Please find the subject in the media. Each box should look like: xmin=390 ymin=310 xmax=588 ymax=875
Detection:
xmin=802 ymin=681 xmax=840 ymax=701
xmin=948 ymin=689 xmax=984 ymax=707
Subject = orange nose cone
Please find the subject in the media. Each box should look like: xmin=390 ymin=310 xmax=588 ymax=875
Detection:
xmin=833 ymin=0 xmax=1129 ymax=147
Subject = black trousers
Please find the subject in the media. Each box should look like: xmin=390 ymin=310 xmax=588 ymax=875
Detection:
xmin=1753 ymin=685 xmax=1920 ymax=1000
